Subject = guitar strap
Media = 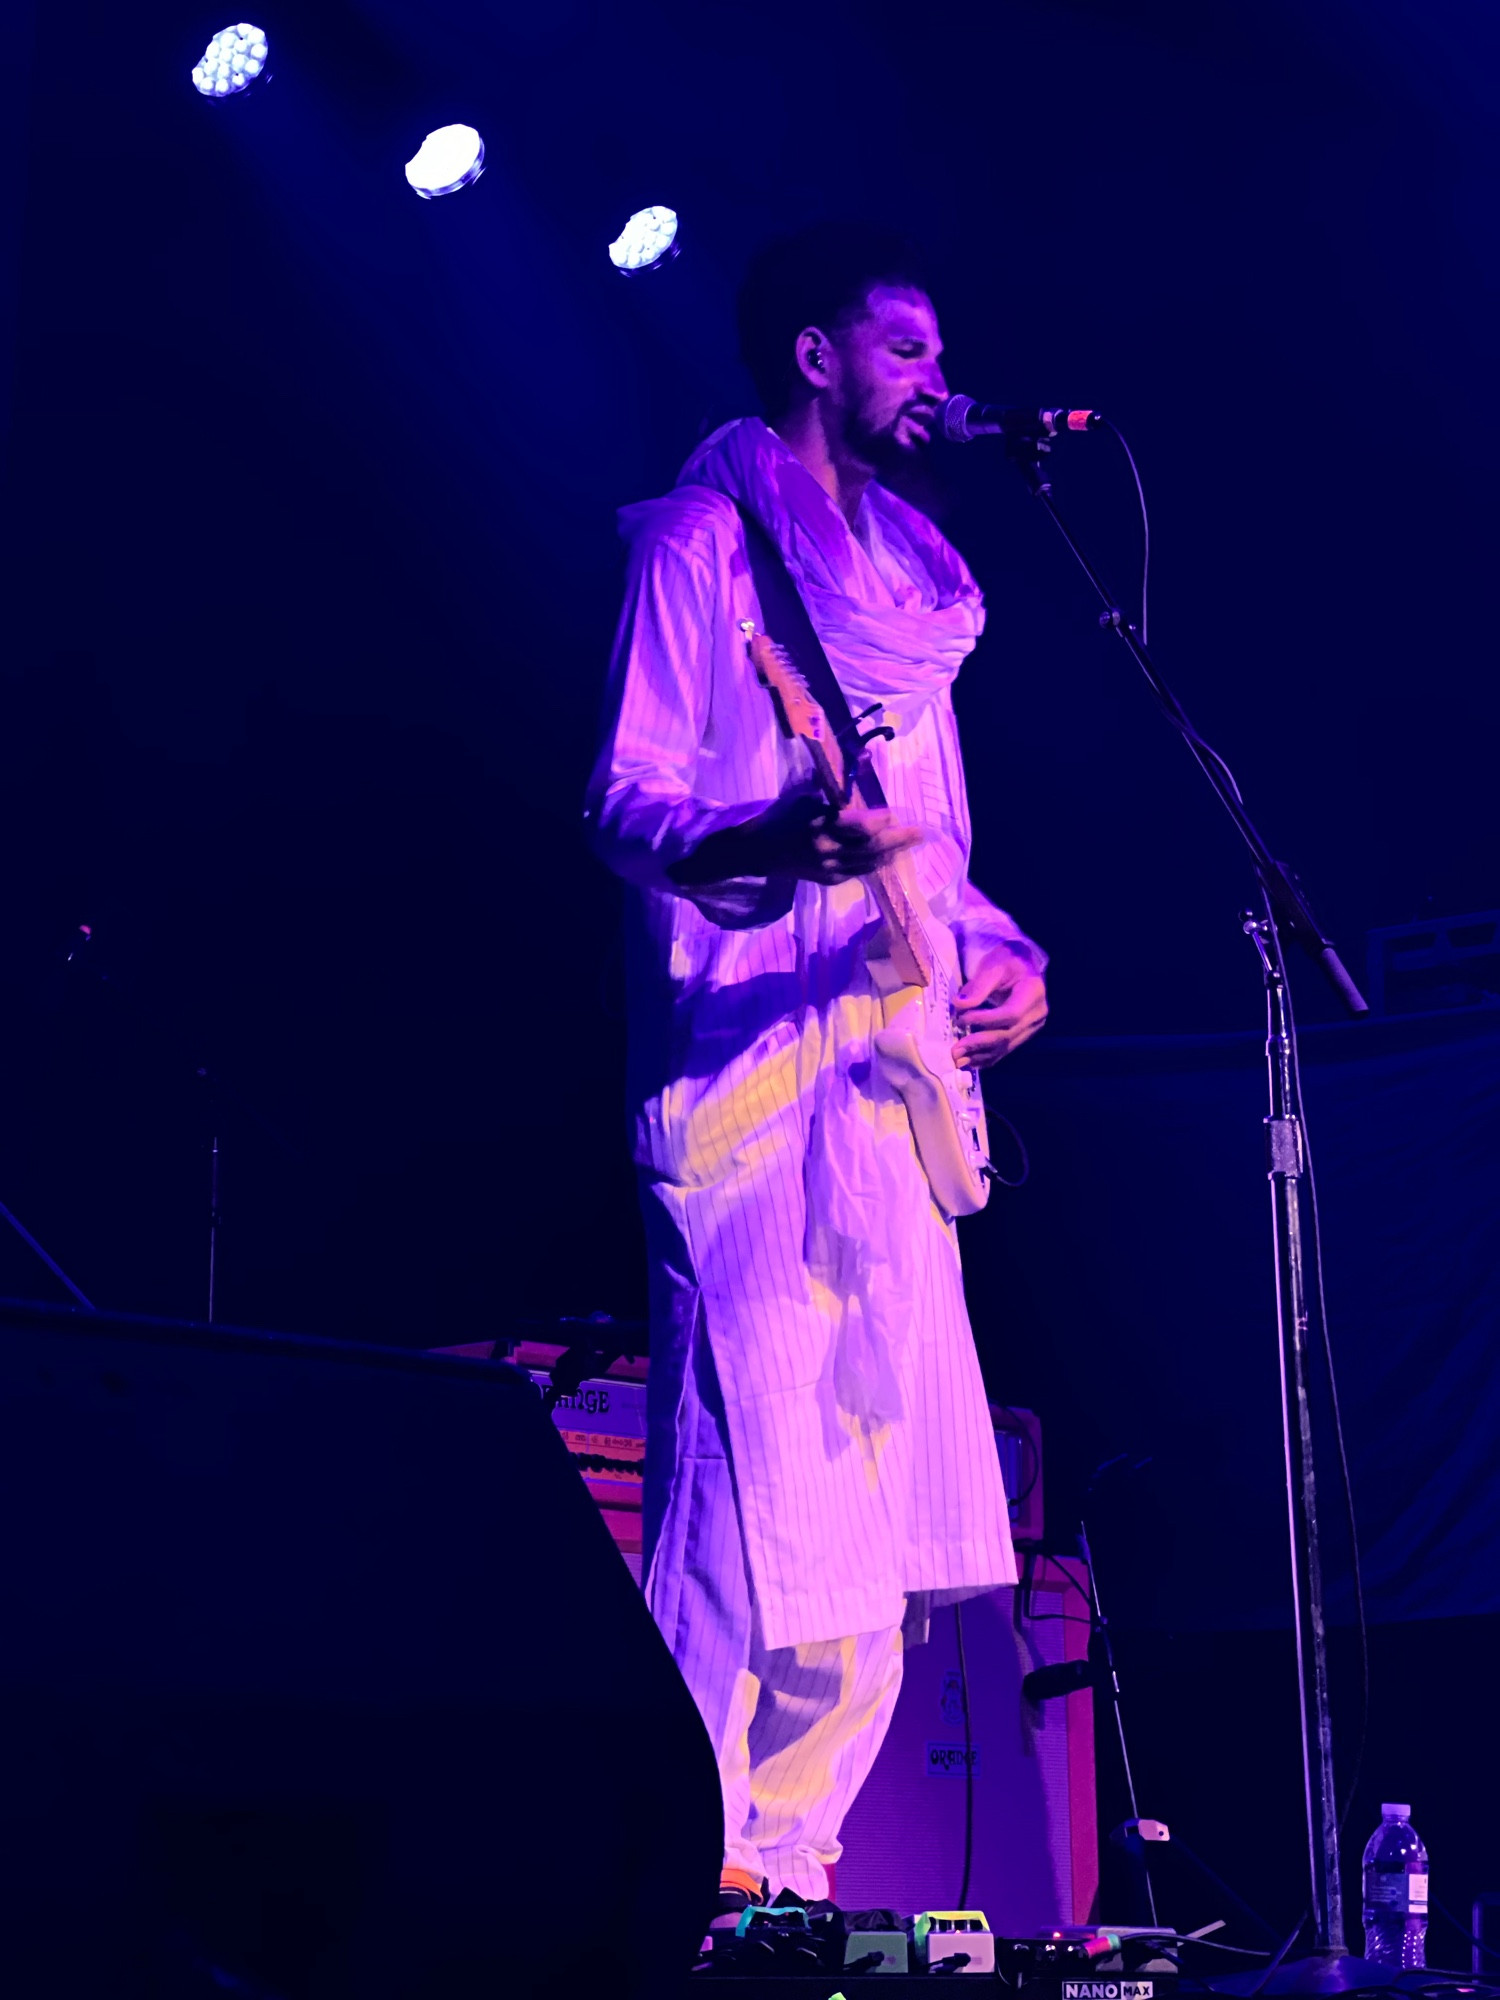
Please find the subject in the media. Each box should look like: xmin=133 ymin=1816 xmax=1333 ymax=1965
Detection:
xmin=734 ymin=503 xmax=890 ymax=810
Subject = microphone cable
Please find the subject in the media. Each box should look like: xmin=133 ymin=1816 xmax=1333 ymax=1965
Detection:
xmin=1103 ymin=417 xmax=1150 ymax=646
xmin=954 ymin=1599 xmax=975 ymax=1910
xmin=1101 ymin=418 xmax=1253 ymax=815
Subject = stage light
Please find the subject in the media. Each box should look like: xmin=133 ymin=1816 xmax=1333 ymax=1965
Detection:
xmin=190 ymin=22 xmax=269 ymax=99
xmin=609 ymin=206 xmax=679 ymax=274
xmin=404 ymin=125 xmax=486 ymax=200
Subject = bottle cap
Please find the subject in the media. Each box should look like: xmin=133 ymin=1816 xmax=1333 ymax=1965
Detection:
xmin=1380 ymin=1803 xmax=1412 ymax=1819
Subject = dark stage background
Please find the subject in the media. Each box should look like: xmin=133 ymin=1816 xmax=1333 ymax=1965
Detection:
xmin=4 ymin=0 xmax=1498 ymax=1956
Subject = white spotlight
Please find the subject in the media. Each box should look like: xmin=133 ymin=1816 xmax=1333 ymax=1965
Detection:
xmin=608 ymin=206 xmax=680 ymax=275
xmin=191 ymin=22 xmax=269 ymax=99
xmin=404 ymin=125 xmax=486 ymax=200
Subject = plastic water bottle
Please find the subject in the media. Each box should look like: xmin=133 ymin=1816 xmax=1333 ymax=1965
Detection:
xmin=1362 ymin=1803 xmax=1429 ymax=1968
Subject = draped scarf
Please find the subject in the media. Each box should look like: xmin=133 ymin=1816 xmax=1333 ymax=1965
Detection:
xmin=677 ymin=417 xmax=984 ymax=712
xmin=679 ymin=419 xmax=986 ymax=1429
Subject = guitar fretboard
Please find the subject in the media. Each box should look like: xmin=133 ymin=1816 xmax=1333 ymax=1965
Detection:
xmin=870 ymin=859 xmax=935 ymax=989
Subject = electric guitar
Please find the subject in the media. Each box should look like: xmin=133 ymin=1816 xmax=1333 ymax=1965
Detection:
xmin=743 ymin=619 xmax=994 ymax=1218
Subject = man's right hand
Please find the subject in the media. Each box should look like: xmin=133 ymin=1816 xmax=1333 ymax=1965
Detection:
xmin=669 ymin=797 xmax=923 ymax=888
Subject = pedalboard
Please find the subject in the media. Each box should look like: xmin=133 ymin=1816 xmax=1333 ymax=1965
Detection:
xmin=700 ymin=1914 xmax=1187 ymax=1984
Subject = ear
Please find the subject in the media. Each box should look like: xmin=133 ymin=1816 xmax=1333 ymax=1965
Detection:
xmin=793 ymin=324 xmax=834 ymax=394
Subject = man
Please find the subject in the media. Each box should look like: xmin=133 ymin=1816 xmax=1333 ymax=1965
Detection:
xmin=586 ymin=224 xmax=1048 ymax=1915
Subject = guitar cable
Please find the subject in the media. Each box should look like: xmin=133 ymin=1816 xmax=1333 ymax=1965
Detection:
xmin=980 ymin=1105 xmax=1031 ymax=1189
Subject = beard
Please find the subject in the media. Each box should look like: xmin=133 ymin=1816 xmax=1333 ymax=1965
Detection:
xmin=845 ymin=401 xmax=931 ymax=479
xmin=844 ymin=401 xmax=951 ymax=521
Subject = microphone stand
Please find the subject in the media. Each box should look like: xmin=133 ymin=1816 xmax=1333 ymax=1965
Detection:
xmin=998 ymin=432 xmax=1374 ymax=1992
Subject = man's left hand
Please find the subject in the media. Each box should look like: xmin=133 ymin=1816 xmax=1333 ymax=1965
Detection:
xmin=952 ymin=948 xmax=1048 ymax=1068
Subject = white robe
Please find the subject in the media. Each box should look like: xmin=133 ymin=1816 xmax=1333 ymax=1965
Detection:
xmin=586 ymin=421 xmax=1042 ymax=1651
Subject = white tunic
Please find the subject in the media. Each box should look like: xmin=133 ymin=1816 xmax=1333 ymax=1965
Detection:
xmin=587 ymin=420 xmax=1042 ymax=1651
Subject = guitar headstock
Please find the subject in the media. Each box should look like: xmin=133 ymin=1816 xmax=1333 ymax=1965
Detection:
xmin=742 ymin=621 xmax=849 ymax=802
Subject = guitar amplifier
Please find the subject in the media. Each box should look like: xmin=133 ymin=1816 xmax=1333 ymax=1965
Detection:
xmin=836 ymin=1557 xmax=1098 ymax=1932
xmin=520 ymin=1352 xmax=646 ymax=1577
xmin=991 ymin=1402 xmax=1044 ymax=1546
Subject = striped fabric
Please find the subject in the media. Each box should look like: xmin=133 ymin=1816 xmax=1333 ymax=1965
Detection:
xmin=650 ymin=1310 xmax=904 ymax=1901
xmin=586 ymin=422 xmax=1043 ymax=1869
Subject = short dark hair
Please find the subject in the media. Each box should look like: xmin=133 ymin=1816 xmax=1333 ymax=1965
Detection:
xmin=737 ymin=222 xmax=929 ymax=416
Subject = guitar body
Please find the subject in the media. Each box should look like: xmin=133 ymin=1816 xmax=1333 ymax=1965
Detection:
xmin=866 ymin=864 xmax=993 ymax=1219
xmin=743 ymin=620 xmax=994 ymax=1220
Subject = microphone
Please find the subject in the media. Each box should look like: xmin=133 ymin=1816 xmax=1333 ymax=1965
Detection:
xmin=1021 ymin=1657 xmax=1096 ymax=1703
xmin=940 ymin=395 xmax=1103 ymax=443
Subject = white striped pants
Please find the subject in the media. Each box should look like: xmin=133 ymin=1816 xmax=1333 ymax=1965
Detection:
xmin=646 ymin=1319 xmax=905 ymax=1901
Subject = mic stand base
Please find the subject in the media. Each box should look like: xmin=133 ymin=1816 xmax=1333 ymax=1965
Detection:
xmin=1214 ymin=1951 xmax=1396 ymax=1996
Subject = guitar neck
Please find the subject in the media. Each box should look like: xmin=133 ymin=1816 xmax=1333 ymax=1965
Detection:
xmin=801 ymin=751 xmax=933 ymax=990
xmin=866 ymin=856 xmax=934 ymax=989
xmin=743 ymin=622 xmax=933 ymax=992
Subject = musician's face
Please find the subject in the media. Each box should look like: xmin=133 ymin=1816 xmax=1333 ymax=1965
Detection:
xmin=832 ymin=286 xmax=948 ymax=467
